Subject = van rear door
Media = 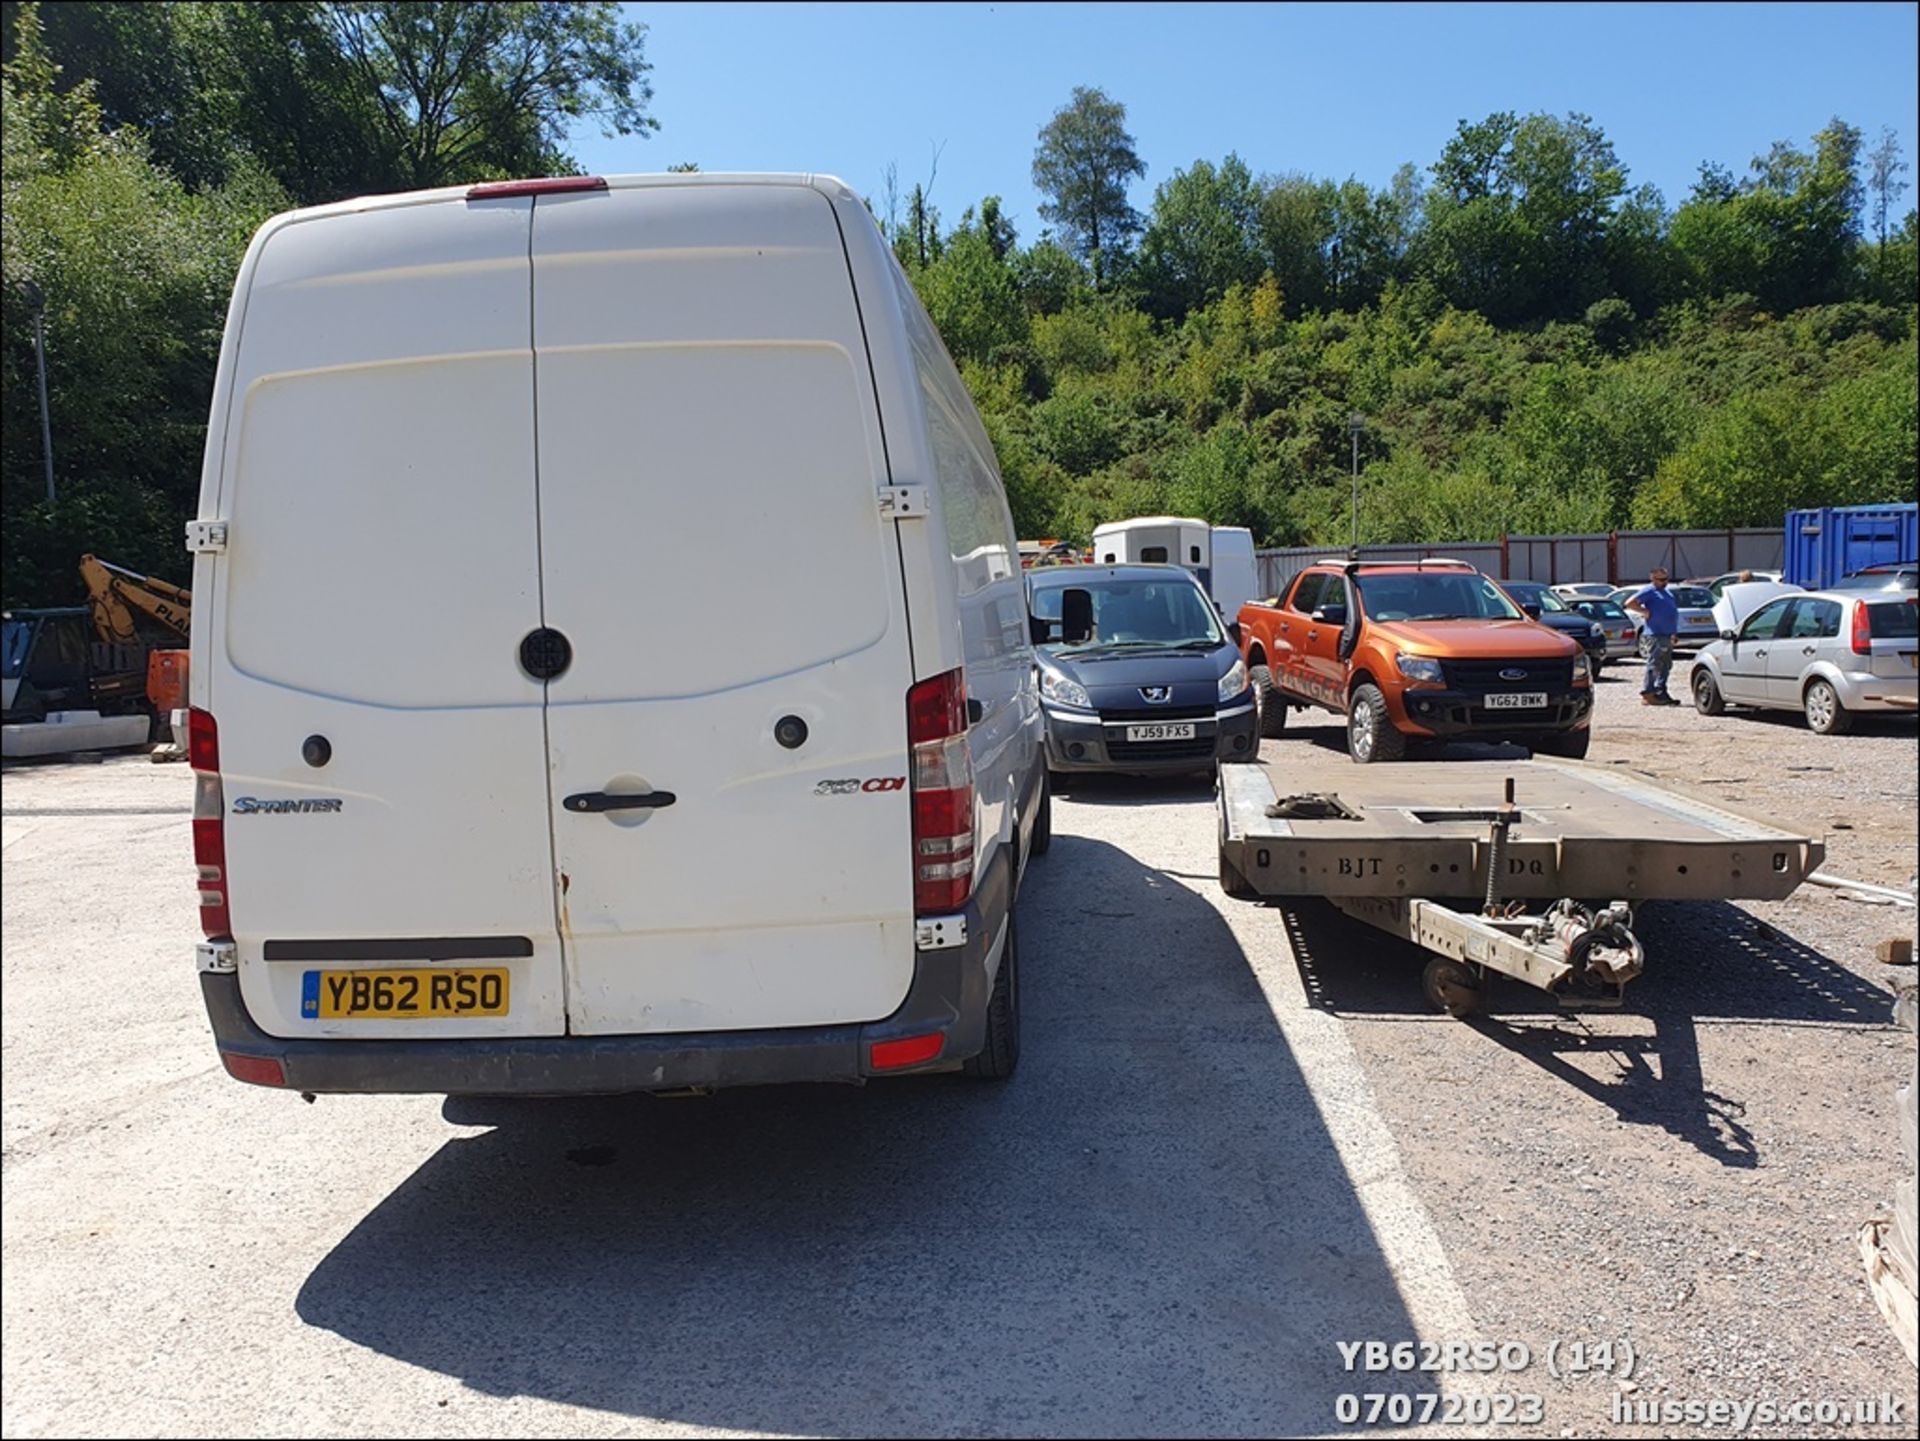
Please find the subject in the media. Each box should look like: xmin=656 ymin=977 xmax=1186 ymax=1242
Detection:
xmin=530 ymin=183 xmax=918 ymax=1035
xmin=210 ymin=197 xmax=566 ymax=1039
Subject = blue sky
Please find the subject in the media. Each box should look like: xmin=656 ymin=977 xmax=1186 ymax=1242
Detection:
xmin=568 ymin=3 xmax=1919 ymax=239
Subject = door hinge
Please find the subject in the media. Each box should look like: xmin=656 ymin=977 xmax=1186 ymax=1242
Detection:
xmin=196 ymin=941 xmax=238 ymax=973
xmin=879 ymin=486 xmax=929 ymax=519
xmin=185 ymin=519 xmax=229 ymax=553
xmin=914 ymin=914 xmax=967 ymax=950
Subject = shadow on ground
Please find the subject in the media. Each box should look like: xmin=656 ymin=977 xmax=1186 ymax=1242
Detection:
xmin=297 ymin=833 xmax=1429 ymax=1436
xmin=1280 ymin=896 xmax=1895 ymax=1168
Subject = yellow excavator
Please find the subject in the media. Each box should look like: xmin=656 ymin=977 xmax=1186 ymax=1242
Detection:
xmin=2 ymin=556 xmax=192 ymax=756
xmin=78 ymin=555 xmax=191 ymax=647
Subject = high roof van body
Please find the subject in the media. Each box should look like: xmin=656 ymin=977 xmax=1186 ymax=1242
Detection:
xmin=189 ymin=174 xmax=1045 ymax=1094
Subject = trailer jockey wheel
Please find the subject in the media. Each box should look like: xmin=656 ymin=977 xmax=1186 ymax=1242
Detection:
xmin=1422 ymin=956 xmax=1486 ymax=1018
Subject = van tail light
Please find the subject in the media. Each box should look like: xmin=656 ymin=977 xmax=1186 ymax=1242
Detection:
xmin=466 ymin=175 xmax=607 ymax=200
xmin=1851 ymin=601 xmax=1873 ymax=656
xmin=188 ymin=707 xmax=232 ymax=941
xmin=907 ymin=668 xmax=974 ymax=915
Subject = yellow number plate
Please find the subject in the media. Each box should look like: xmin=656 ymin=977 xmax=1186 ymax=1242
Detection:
xmin=301 ymin=968 xmax=509 ymax=1020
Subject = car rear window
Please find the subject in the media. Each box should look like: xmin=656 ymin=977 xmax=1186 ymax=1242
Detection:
xmin=1866 ymin=600 xmax=1918 ymax=639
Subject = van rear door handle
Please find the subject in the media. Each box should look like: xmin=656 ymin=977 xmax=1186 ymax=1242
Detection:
xmin=564 ymin=790 xmax=677 ymax=813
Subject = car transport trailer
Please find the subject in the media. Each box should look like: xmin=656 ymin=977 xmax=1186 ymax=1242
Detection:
xmin=1216 ymin=756 xmax=1824 ymax=1016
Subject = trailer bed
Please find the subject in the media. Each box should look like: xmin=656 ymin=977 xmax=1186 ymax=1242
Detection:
xmin=1219 ymin=755 xmax=1823 ymax=904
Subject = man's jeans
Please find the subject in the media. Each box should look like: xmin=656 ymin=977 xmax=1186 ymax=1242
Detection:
xmin=1640 ymin=632 xmax=1675 ymax=696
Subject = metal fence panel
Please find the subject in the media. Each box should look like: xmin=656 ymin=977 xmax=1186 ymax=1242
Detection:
xmin=1254 ymin=528 xmax=1786 ymax=597
xmin=1505 ymin=534 xmax=1610 ymax=582
xmin=1253 ymin=543 xmax=1502 ymax=599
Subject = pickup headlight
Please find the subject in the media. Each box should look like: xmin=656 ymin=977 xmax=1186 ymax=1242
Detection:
xmin=1395 ymin=653 xmax=1446 ymax=685
xmin=1218 ymin=659 xmax=1248 ymax=704
xmin=1573 ymin=652 xmax=1593 ymax=685
xmin=1038 ymin=666 xmax=1091 ymax=710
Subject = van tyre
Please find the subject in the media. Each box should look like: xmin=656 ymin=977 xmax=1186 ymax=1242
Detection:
xmin=1030 ymin=773 xmax=1053 ymax=858
xmin=1803 ymin=679 xmax=1852 ymax=735
xmin=964 ymin=910 xmax=1020 ymax=1080
xmin=1346 ymin=683 xmax=1407 ymax=764
xmin=1252 ymin=664 xmax=1287 ymax=737
xmin=1693 ymin=668 xmax=1726 ymax=715
xmin=1535 ymin=728 xmax=1592 ymax=760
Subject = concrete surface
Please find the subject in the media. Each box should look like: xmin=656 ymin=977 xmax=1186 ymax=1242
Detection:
xmin=4 ymin=674 xmax=1915 ymax=1437
xmin=2 ymin=754 xmax=1474 ymax=1438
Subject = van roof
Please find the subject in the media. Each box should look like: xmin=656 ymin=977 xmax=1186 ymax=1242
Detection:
xmin=255 ymin=172 xmax=863 ymax=230
xmin=1093 ymin=516 xmax=1208 ymax=531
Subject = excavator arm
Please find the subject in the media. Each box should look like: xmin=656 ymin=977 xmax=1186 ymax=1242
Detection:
xmin=78 ymin=555 xmax=191 ymax=646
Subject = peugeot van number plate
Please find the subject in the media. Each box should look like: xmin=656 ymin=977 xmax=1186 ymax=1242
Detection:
xmin=301 ymin=968 xmax=509 ymax=1020
xmin=1125 ymin=722 xmax=1198 ymax=741
xmin=1484 ymin=692 xmax=1548 ymax=710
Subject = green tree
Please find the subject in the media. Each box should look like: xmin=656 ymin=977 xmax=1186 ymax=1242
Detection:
xmin=1421 ymin=111 xmax=1626 ymax=324
xmin=914 ymin=222 xmax=1028 ymax=366
xmin=2 ymin=4 xmax=289 ymax=603
xmin=1031 ymin=85 xmax=1145 ymax=285
xmin=1669 ymin=119 xmax=1865 ymax=311
xmin=1134 ymin=153 xmax=1262 ymax=318
xmin=324 ymin=1 xmax=657 ymax=188
xmin=1866 ymin=127 xmax=1910 ymax=273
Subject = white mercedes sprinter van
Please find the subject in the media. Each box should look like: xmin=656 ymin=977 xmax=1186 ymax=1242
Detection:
xmin=188 ymin=173 xmax=1047 ymax=1094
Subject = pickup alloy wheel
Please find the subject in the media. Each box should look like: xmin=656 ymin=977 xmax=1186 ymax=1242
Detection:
xmin=1347 ymin=683 xmax=1408 ymax=764
xmin=1251 ymin=663 xmax=1288 ymax=737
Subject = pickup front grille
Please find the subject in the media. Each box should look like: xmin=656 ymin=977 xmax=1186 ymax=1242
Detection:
xmin=1443 ymin=658 xmax=1575 ymax=692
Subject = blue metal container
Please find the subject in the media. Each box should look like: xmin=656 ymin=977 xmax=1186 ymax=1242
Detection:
xmin=1785 ymin=503 xmax=1918 ymax=589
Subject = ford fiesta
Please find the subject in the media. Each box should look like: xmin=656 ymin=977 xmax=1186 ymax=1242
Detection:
xmin=1026 ymin=564 xmax=1258 ymax=781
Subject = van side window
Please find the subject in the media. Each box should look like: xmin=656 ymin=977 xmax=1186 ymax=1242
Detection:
xmin=1288 ymin=572 xmax=1325 ymax=615
xmin=1189 ymin=546 xmax=1201 ymax=563
xmin=1102 ymin=552 xmax=1117 ymax=563
xmin=1141 ymin=546 xmax=1169 ymax=563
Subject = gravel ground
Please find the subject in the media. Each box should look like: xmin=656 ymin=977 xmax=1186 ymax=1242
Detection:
xmin=1290 ymin=669 xmax=1918 ymax=1438
xmin=2 ymin=670 xmax=1914 ymax=1438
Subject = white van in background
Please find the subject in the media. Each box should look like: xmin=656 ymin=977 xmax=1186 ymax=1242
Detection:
xmin=188 ymin=173 xmax=1046 ymax=1096
xmin=1090 ymin=516 xmax=1259 ymax=618
xmin=1208 ymin=526 xmax=1259 ymax=621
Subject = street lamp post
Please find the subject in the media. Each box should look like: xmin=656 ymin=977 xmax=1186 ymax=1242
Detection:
xmin=1347 ymin=412 xmax=1364 ymax=560
xmin=22 ymin=280 xmax=55 ymax=504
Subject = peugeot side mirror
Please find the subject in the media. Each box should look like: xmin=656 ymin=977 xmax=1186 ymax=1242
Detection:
xmin=1061 ymin=588 xmax=1095 ymax=645
xmin=1720 ymin=628 xmax=1737 ymax=641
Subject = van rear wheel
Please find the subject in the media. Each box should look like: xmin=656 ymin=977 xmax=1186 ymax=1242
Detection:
xmin=963 ymin=910 xmax=1020 ymax=1080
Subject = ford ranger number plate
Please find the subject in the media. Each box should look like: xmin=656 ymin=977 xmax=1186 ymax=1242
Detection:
xmin=1126 ymin=722 xmax=1197 ymax=741
xmin=1484 ymin=692 xmax=1548 ymax=710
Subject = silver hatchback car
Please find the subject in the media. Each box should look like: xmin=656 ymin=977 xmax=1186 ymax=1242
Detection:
xmin=1691 ymin=590 xmax=1918 ymax=733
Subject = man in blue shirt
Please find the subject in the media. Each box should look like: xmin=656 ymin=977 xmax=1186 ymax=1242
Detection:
xmin=1625 ymin=568 xmax=1680 ymax=705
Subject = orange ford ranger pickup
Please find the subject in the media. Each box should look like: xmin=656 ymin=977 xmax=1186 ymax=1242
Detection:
xmin=1235 ymin=560 xmax=1593 ymax=762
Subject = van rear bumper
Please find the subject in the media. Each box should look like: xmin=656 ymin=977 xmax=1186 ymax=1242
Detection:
xmin=201 ymin=851 xmax=1009 ymax=1096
